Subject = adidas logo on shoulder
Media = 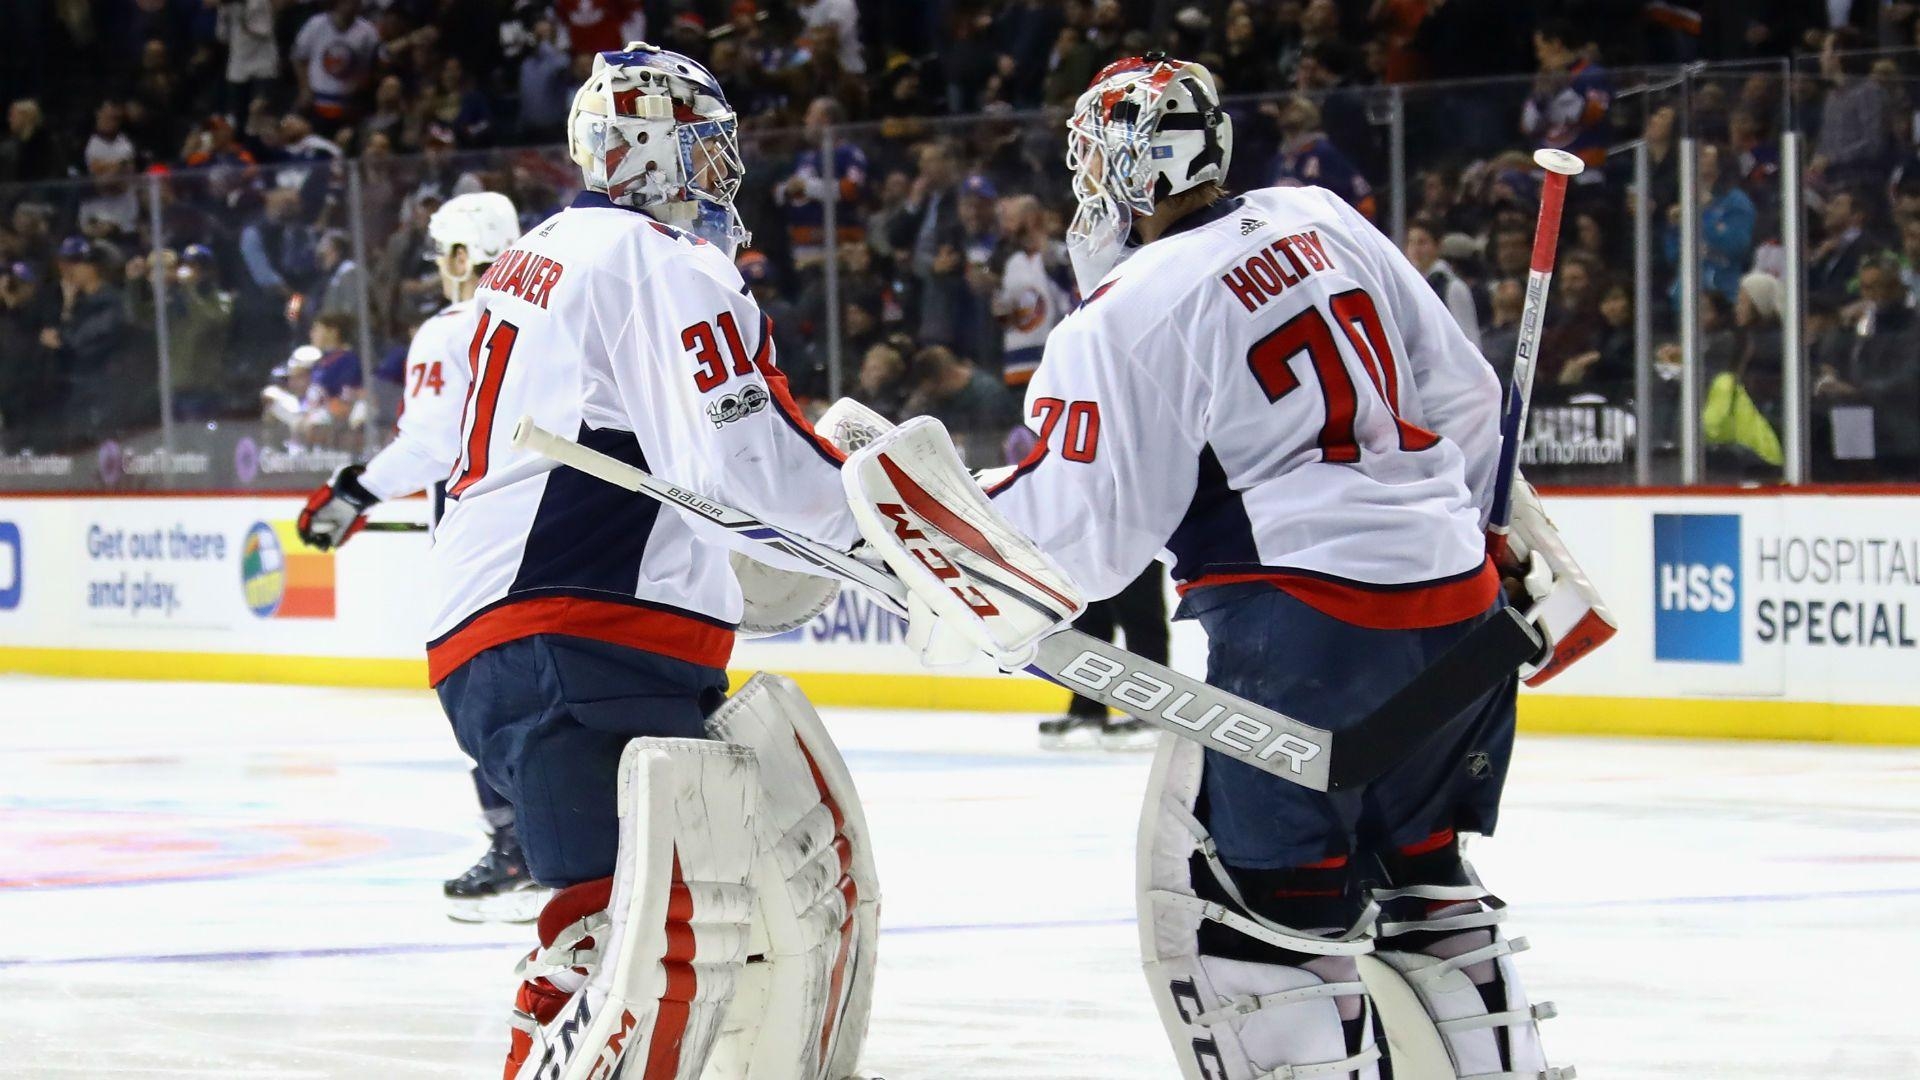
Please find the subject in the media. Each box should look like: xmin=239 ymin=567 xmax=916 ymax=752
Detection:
xmin=1239 ymin=217 xmax=1268 ymax=235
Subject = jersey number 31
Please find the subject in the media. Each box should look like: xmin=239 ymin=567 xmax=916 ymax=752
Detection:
xmin=449 ymin=312 xmax=520 ymax=497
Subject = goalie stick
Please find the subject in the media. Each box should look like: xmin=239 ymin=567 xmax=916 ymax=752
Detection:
xmin=1486 ymin=148 xmax=1584 ymax=550
xmin=509 ymin=417 xmax=1541 ymax=793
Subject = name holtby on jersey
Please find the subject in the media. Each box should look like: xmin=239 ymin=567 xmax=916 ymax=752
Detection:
xmin=1219 ymin=230 xmax=1337 ymax=313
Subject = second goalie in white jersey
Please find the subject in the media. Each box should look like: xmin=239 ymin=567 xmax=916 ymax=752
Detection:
xmin=425 ymin=45 xmax=877 ymax=1080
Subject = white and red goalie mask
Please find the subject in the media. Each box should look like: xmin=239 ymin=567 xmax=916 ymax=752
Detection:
xmin=566 ymin=41 xmax=749 ymax=252
xmin=1065 ymin=52 xmax=1233 ymax=291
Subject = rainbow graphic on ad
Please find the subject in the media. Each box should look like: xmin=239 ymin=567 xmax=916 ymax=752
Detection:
xmin=239 ymin=521 xmax=335 ymax=619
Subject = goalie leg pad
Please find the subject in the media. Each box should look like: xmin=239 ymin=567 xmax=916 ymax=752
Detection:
xmin=1362 ymin=839 xmax=1573 ymax=1080
xmin=510 ymin=737 xmax=759 ymax=1080
xmin=1139 ymin=736 xmax=1383 ymax=1080
xmin=705 ymin=673 xmax=880 ymax=1080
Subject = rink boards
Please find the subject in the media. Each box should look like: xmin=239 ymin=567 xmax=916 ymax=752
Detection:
xmin=0 ymin=490 xmax=1917 ymax=743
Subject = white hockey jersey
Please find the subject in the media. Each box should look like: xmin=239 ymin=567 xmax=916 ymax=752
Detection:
xmin=424 ymin=191 xmax=857 ymax=685
xmin=991 ymin=186 xmax=1505 ymax=629
xmin=358 ymin=298 xmax=478 ymax=503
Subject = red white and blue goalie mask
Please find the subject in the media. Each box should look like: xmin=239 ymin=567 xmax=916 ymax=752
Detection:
xmin=567 ymin=42 xmax=749 ymax=252
xmin=1065 ymin=54 xmax=1233 ymax=291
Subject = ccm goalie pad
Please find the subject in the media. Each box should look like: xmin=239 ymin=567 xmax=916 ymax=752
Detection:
xmin=1138 ymin=736 xmax=1383 ymax=1080
xmin=1503 ymin=477 xmax=1616 ymax=686
xmin=842 ymin=417 xmax=1084 ymax=669
xmin=509 ymin=738 xmax=758 ymax=1080
xmin=1362 ymin=851 xmax=1573 ymax=1080
xmin=704 ymin=673 xmax=880 ymax=1080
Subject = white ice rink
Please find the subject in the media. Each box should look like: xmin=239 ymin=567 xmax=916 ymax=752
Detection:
xmin=3 ymin=675 xmax=1919 ymax=1079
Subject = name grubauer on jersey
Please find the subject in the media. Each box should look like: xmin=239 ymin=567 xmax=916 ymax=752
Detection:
xmin=356 ymin=299 xmax=479 ymax=504
xmin=424 ymin=191 xmax=856 ymax=686
xmin=990 ymin=185 xmax=1506 ymax=628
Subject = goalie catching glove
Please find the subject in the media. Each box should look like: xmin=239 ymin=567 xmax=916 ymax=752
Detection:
xmin=841 ymin=416 xmax=1085 ymax=670
xmin=1494 ymin=476 xmax=1617 ymax=686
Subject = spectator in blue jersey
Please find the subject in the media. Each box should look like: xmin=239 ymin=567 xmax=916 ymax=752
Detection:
xmin=1663 ymin=143 xmax=1755 ymax=303
xmin=774 ymin=97 xmax=871 ymax=269
xmin=304 ymin=310 xmax=364 ymax=448
xmin=1521 ymin=20 xmax=1613 ymax=177
xmin=1269 ymin=94 xmax=1376 ymax=220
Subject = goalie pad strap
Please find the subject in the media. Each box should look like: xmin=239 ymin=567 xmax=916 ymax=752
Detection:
xmin=1139 ymin=737 xmax=1382 ymax=1080
xmin=705 ymin=673 xmax=879 ymax=1080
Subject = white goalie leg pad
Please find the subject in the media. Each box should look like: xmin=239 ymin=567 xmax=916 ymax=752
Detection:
xmin=1362 ymin=862 xmax=1573 ymax=1080
xmin=1139 ymin=736 xmax=1382 ymax=1080
xmin=731 ymin=550 xmax=840 ymax=638
xmin=704 ymin=673 xmax=880 ymax=1080
xmin=843 ymin=417 xmax=1085 ymax=670
xmin=1507 ymin=477 xmax=1616 ymax=686
xmin=514 ymin=738 xmax=759 ymax=1080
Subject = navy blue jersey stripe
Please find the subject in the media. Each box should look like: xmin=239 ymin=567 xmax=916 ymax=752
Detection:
xmin=508 ymin=423 xmax=667 ymax=598
xmin=1165 ymin=445 xmax=1258 ymax=581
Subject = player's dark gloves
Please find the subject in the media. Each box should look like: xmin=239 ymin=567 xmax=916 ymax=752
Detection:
xmin=297 ymin=464 xmax=379 ymax=551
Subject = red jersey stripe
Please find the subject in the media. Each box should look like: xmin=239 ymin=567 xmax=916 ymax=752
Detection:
xmin=426 ymin=595 xmax=733 ymax=685
xmin=1180 ymin=558 xmax=1498 ymax=630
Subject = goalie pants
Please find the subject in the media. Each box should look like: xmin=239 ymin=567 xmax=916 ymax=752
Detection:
xmin=436 ymin=633 xmax=730 ymax=888
xmin=1177 ymin=583 xmax=1518 ymax=871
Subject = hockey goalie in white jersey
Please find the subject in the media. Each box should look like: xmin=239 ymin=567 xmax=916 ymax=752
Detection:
xmin=384 ymin=45 xmax=879 ymax=1080
xmin=883 ymin=54 xmax=1582 ymax=1079
xmin=296 ymin=191 xmax=557 ymax=924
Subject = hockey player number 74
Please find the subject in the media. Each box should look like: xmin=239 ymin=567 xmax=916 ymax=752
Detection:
xmin=449 ymin=312 xmax=521 ymax=497
xmin=1248 ymin=288 xmax=1438 ymax=462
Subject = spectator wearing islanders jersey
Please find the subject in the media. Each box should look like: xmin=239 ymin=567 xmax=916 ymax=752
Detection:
xmin=774 ymin=97 xmax=870 ymax=268
xmin=1269 ymin=93 xmax=1376 ymax=220
xmin=990 ymin=194 xmax=1069 ymax=387
xmin=289 ymin=0 xmax=381 ymax=132
xmin=1521 ymin=20 xmax=1613 ymax=179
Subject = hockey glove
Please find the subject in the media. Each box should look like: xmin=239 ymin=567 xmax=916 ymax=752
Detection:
xmin=297 ymin=464 xmax=379 ymax=551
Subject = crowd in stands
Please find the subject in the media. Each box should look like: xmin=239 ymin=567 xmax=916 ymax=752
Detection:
xmin=2 ymin=1 xmax=1920 ymax=481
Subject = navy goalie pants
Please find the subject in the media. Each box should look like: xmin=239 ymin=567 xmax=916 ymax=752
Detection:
xmin=1178 ymin=583 xmax=1518 ymax=872
xmin=436 ymin=634 xmax=729 ymax=887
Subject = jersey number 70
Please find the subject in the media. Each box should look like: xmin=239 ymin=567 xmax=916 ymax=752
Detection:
xmin=1246 ymin=288 xmax=1438 ymax=463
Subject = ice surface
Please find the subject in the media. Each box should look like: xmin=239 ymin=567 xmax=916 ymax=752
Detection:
xmin=3 ymin=675 xmax=1918 ymax=1078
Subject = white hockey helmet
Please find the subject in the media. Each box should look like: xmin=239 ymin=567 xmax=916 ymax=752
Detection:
xmin=566 ymin=42 xmax=748 ymax=251
xmin=427 ymin=191 xmax=520 ymax=299
xmin=1065 ymin=53 xmax=1233 ymax=289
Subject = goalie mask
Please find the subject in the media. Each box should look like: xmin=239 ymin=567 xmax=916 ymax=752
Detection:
xmin=567 ymin=42 xmax=749 ymax=252
xmin=426 ymin=191 xmax=520 ymax=301
xmin=1065 ymin=53 xmax=1232 ymax=291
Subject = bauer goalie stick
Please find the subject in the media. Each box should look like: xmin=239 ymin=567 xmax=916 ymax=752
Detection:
xmin=1486 ymin=148 xmax=1585 ymax=555
xmin=511 ymin=418 xmax=1542 ymax=793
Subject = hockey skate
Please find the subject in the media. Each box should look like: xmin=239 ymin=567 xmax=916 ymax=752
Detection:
xmin=445 ymin=823 xmax=550 ymax=924
xmin=1099 ymin=716 xmax=1160 ymax=751
xmin=1038 ymin=713 xmax=1104 ymax=750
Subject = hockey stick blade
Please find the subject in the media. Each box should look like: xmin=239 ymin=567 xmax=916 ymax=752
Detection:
xmin=1324 ymin=606 xmax=1544 ymax=791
